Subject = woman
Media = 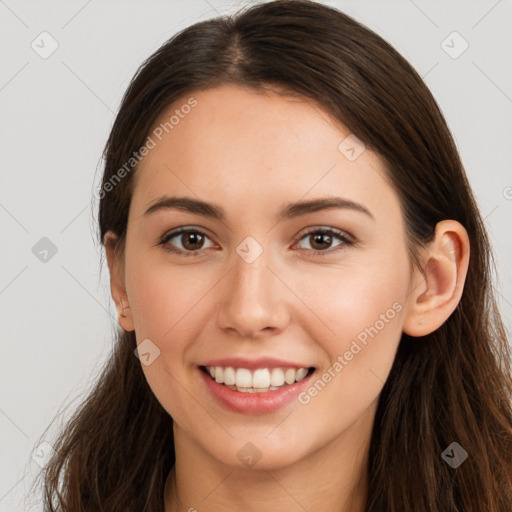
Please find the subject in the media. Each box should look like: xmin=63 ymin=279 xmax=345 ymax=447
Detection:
xmin=37 ymin=1 xmax=512 ymax=510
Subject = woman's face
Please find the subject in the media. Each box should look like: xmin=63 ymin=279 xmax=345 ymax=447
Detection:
xmin=119 ymin=84 xmax=418 ymax=469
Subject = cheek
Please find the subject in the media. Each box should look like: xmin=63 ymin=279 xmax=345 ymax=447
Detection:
xmin=126 ymin=260 xmax=208 ymax=422
xmin=291 ymin=254 xmax=408 ymax=401
xmin=127 ymin=253 xmax=207 ymax=340
xmin=125 ymin=260 xmax=210 ymax=407
xmin=294 ymin=255 xmax=407 ymax=346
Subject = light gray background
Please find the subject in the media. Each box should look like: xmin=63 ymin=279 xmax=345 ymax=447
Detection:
xmin=1 ymin=0 xmax=511 ymax=509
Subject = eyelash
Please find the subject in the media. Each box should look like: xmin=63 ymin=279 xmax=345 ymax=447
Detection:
xmin=158 ymin=226 xmax=354 ymax=258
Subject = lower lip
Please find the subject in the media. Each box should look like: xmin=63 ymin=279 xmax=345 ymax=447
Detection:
xmin=198 ymin=367 xmax=315 ymax=415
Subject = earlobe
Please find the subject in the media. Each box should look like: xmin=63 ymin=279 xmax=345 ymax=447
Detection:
xmin=402 ymin=220 xmax=470 ymax=337
xmin=103 ymin=230 xmax=135 ymax=332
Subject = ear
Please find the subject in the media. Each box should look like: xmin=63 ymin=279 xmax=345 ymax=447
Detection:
xmin=402 ymin=220 xmax=470 ymax=337
xmin=104 ymin=230 xmax=135 ymax=332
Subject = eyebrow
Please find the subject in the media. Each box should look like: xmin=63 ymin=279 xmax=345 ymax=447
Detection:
xmin=143 ymin=195 xmax=374 ymax=222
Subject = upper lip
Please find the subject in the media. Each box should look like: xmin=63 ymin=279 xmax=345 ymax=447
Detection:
xmin=198 ymin=357 xmax=315 ymax=370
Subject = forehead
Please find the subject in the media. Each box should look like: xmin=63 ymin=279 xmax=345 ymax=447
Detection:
xmin=130 ymin=84 xmax=399 ymax=221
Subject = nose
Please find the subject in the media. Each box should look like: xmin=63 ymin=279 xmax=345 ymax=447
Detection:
xmin=216 ymin=248 xmax=290 ymax=339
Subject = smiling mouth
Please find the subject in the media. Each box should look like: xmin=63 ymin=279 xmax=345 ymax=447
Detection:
xmin=199 ymin=365 xmax=316 ymax=393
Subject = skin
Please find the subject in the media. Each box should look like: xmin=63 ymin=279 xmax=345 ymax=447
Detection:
xmin=104 ymin=84 xmax=470 ymax=511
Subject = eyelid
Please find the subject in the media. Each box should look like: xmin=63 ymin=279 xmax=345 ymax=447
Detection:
xmin=295 ymin=225 xmax=354 ymax=243
xmin=159 ymin=225 xmax=212 ymax=243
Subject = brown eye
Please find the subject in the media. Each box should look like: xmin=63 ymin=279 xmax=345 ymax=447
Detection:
xmin=295 ymin=228 xmax=353 ymax=254
xmin=160 ymin=228 xmax=214 ymax=256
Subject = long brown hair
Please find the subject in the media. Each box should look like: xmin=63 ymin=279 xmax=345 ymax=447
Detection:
xmin=35 ymin=1 xmax=512 ymax=510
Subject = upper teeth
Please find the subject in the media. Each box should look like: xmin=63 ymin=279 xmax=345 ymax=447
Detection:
xmin=205 ymin=366 xmax=309 ymax=388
